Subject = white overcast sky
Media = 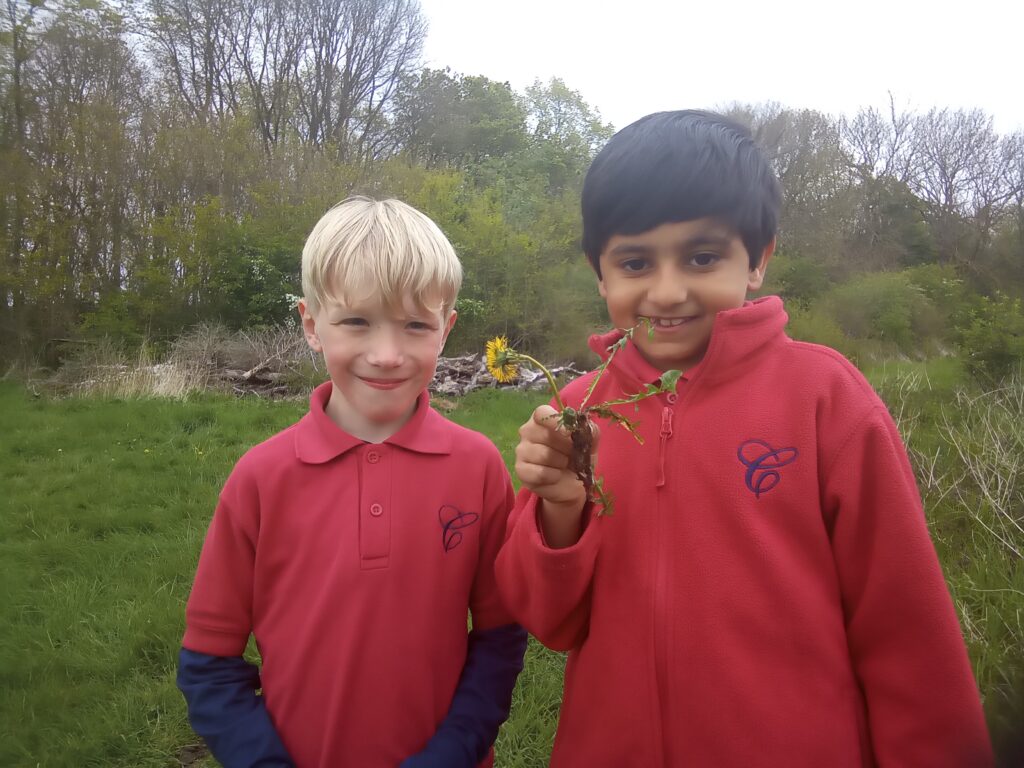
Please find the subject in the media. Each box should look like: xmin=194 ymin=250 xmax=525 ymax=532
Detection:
xmin=417 ymin=0 xmax=1023 ymax=135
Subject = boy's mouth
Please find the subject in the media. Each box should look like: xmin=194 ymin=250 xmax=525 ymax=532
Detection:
xmin=641 ymin=316 xmax=696 ymax=329
xmin=359 ymin=377 xmax=408 ymax=390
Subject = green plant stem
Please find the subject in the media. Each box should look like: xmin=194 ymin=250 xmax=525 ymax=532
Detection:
xmin=513 ymin=352 xmax=566 ymax=412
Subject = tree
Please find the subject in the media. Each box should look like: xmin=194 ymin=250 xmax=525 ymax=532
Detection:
xmin=295 ymin=0 xmax=425 ymax=161
xmin=840 ymin=96 xmax=918 ymax=184
xmin=138 ymin=0 xmax=240 ymax=122
xmin=233 ymin=0 xmax=304 ymax=153
xmin=392 ymin=68 xmax=527 ymax=169
xmin=524 ymin=77 xmax=612 ymax=192
xmin=1 ymin=0 xmax=47 ymax=350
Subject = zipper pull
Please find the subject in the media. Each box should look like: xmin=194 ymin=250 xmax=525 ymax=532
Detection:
xmin=660 ymin=407 xmax=673 ymax=438
xmin=657 ymin=406 xmax=673 ymax=486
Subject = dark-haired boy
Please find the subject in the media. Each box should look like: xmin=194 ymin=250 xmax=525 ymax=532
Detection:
xmin=496 ymin=111 xmax=991 ymax=766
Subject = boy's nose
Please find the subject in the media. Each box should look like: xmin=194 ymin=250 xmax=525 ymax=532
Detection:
xmin=647 ymin=268 xmax=689 ymax=307
xmin=366 ymin=331 xmax=405 ymax=368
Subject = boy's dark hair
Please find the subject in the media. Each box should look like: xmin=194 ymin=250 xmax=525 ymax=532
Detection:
xmin=581 ymin=110 xmax=782 ymax=274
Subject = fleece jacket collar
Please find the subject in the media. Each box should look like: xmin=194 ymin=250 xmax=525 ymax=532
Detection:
xmin=587 ymin=296 xmax=789 ymax=389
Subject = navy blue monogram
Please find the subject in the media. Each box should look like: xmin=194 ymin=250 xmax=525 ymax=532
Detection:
xmin=737 ymin=439 xmax=798 ymax=498
xmin=438 ymin=504 xmax=480 ymax=552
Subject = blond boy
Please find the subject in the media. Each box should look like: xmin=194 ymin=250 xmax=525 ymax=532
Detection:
xmin=179 ymin=197 xmax=525 ymax=768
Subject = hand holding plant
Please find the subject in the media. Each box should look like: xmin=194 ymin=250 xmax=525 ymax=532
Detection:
xmin=485 ymin=325 xmax=680 ymax=516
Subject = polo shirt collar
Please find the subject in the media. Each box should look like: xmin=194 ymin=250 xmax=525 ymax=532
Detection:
xmin=295 ymin=381 xmax=453 ymax=464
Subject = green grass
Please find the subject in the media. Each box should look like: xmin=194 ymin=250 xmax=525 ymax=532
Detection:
xmin=0 ymin=384 xmax=307 ymax=767
xmin=3 ymin=376 xmax=1022 ymax=765
xmin=0 ymin=383 xmax=561 ymax=767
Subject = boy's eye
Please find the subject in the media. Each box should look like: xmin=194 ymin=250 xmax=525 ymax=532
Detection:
xmin=335 ymin=317 xmax=368 ymax=326
xmin=619 ymin=258 xmax=649 ymax=273
xmin=406 ymin=321 xmax=433 ymax=331
xmin=690 ymin=252 xmax=720 ymax=268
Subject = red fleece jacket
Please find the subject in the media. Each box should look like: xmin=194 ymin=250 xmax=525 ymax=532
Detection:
xmin=496 ymin=296 xmax=991 ymax=767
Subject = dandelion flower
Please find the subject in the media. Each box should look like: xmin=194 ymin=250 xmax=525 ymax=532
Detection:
xmin=485 ymin=336 xmax=519 ymax=383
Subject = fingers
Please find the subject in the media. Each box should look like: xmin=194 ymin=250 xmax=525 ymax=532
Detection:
xmin=514 ymin=404 xmax=591 ymax=506
xmin=521 ymin=405 xmax=572 ymax=449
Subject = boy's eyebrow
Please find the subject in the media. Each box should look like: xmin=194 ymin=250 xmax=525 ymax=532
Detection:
xmin=680 ymin=233 xmax=734 ymax=249
xmin=607 ymin=232 xmax=735 ymax=257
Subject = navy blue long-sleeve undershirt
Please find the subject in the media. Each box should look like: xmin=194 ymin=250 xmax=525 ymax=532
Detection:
xmin=177 ymin=623 xmax=527 ymax=768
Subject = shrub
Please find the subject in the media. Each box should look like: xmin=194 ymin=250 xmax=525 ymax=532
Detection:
xmin=959 ymin=294 xmax=1024 ymax=382
xmin=761 ymin=252 xmax=832 ymax=307
xmin=819 ymin=271 xmax=944 ymax=356
xmin=786 ymin=304 xmax=859 ymax=361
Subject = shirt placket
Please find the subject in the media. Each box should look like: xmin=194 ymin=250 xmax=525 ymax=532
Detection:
xmin=359 ymin=444 xmax=392 ymax=570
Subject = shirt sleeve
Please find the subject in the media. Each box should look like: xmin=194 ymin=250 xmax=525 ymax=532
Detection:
xmin=823 ymin=404 xmax=992 ymax=767
xmin=467 ymin=450 xmax=520 ymax=631
xmin=177 ymin=649 xmax=294 ymax=768
xmin=182 ymin=469 xmax=259 ymax=657
xmin=494 ymin=488 xmax=603 ymax=652
xmin=399 ymin=623 xmax=527 ymax=768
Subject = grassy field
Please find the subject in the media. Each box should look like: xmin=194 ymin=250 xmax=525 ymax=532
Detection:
xmin=2 ymin=374 xmax=1022 ymax=766
xmin=0 ymin=383 xmax=566 ymax=767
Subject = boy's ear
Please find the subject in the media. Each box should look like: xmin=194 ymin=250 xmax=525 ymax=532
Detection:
xmin=298 ymin=299 xmax=322 ymax=353
xmin=592 ymin=254 xmax=608 ymax=297
xmin=439 ymin=309 xmax=457 ymax=353
xmin=747 ymin=237 xmax=776 ymax=292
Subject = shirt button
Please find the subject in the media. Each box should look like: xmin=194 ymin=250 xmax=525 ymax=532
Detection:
xmin=367 ymin=451 xmax=380 ymax=464
xmin=370 ymin=503 xmax=383 ymax=516
xmin=666 ymin=392 xmax=678 ymax=404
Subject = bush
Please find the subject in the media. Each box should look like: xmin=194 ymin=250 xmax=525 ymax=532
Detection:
xmin=786 ymin=304 xmax=859 ymax=361
xmin=818 ymin=271 xmax=944 ymax=356
xmin=959 ymin=294 xmax=1024 ymax=383
xmin=761 ymin=252 xmax=832 ymax=307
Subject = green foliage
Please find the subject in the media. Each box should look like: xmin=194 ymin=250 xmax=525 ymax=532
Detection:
xmin=829 ymin=272 xmax=940 ymax=350
xmin=785 ymin=303 xmax=859 ymax=359
xmin=849 ymin=177 xmax=937 ymax=269
xmin=761 ymin=251 xmax=832 ymax=306
xmin=958 ymin=293 xmax=1024 ymax=382
xmin=395 ymin=69 xmax=528 ymax=170
xmin=792 ymin=270 xmax=949 ymax=360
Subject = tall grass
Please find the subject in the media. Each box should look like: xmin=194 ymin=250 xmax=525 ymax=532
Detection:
xmin=872 ymin=367 xmax=1024 ymax=753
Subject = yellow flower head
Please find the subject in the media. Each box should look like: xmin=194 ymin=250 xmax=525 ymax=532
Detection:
xmin=485 ymin=336 xmax=519 ymax=383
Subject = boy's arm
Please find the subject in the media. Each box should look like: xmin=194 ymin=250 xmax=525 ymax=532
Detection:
xmin=495 ymin=487 xmax=602 ymax=651
xmin=403 ymin=454 xmax=527 ymax=767
xmin=493 ymin=403 xmax=604 ymax=651
xmin=399 ymin=624 xmax=527 ymax=768
xmin=177 ymin=649 xmax=294 ymax=768
xmin=181 ymin=472 xmax=294 ymax=766
xmin=825 ymin=404 xmax=992 ymax=767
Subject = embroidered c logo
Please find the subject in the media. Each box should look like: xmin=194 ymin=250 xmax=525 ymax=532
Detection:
xmin=438 ymin=504 xmax=480 ymax=552
xmin=737 ymin=440 xmax=798 ymax=498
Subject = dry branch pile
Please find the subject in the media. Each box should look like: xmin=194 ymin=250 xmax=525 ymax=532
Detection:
xmin=47 ymin=325 xmax=588 ymax=399
xmin=222 ymin=352 xmax=586 ymax=398
xmin=430 ymin=354 xmax=586 ymax=397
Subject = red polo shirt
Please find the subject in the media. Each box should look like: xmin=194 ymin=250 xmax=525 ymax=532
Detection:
xmin=183 ymin=382 xmax=514 ymax=767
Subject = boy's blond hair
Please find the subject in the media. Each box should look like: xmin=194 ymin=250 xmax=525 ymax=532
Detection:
xmin=301 ymin=196 xmax=462 ymax=315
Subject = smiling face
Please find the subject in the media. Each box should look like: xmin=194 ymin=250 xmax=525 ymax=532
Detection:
xmin=299 ymin=293 xmax=456 ymax=442
xmin=597 ymin=218 xmax=773 ymax=373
